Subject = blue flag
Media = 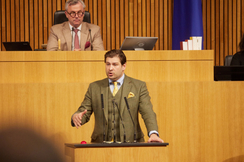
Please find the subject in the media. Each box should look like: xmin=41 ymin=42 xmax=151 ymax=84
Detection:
xmin=172 ymin=0 xmax=203 ymax=50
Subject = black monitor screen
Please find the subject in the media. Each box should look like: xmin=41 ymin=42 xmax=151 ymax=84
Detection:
xmin=120 ymin=37 xmax=158 ymax=50
xmin=3 ymin=42 xmax=32 ymax=51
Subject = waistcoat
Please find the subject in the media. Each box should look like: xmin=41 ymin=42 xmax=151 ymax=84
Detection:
xmin=107 ymin=84 xmax=123 ymax=142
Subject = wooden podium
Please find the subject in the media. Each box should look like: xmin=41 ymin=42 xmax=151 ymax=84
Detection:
xmin=65 ymin=142 xmax=169 ymax=162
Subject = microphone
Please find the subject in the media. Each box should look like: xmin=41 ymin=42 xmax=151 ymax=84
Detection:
xmin=101 ymin=94 xmax=106 ymax=142
xmin=89 ymin=29 xmax=93 ymax=50
xmin=124 ymin=97 xmax=136 ymax=143
xmin=71 ymin=27 xmax=74 ymax=50
xmin=114 ymin=102 xmax=126 ymax=143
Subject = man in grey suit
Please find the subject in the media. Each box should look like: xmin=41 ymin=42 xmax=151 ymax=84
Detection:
xmin=72 ymin=49 xmax=164 ymax=143
xmin=47 ymin=0 xmax=104 ymax=51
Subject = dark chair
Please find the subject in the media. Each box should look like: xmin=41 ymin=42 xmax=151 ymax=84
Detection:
xmin=224 ymin=55 xmax=233 ymax=66
xmin=53 ymin=10 xmax=91 ymax=25
xmin=34 ymin=49 xmax=46 ymax=51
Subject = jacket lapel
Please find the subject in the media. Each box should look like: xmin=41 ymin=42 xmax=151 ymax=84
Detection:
xmin=80 ymin=22 xmax=88 ymax=50
xmin=120 ymin=75 xmax=132 ymax=116
xmin=62 ymin=22 xmax=72 ymax=51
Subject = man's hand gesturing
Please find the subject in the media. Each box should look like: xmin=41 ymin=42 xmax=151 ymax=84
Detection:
xmin=72 ymin=110 xmax=87 ymax=129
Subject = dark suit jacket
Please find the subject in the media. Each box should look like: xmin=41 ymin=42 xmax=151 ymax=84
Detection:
xmin=72 ymin=75 xmax=158 ymax=143
xmin=47 ymin=21 xmax=104 ymax=51
xmin=231 ymin=51 xmax=244 ymax=65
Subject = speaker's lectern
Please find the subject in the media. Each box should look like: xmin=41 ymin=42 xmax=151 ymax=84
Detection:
xmin=65 ymin=142 xmax=169 ymax=162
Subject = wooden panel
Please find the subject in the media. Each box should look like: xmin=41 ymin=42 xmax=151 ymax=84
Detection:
xmin=6 ymin=0 xmax=10 ymax=41
xmin=43 ymin=0 xmax=48 ymax=44
xmin=154 ymin=0 xmax=158 ymax=49
xmin=11 ymin=0 xmax=15 ymax=41
xmin=237 ymin=0 xmax=241 ymax=45
xmin=148 ymin=81 xmax=244 ymax=162
xmin=202 ymin=0 xmax=206 ymax=49
xmin=115 ymin=0 xmax=120 ymax=49
xmin=215 ymin=0 xmax=220 ymax=65
xmin=120 ymin=0 xmax=125 ymax=44
xmin=0 ymin=50 xmax=214 ymax=83
xmin=20 ymin=0 xmax=24 ymax=41
xmin=111 ymin=0 xmax=115 ymax=49
xmin=24 ymin=0 xmax=29 ymax=42
xmin=65 ymin=146 xmax=168 ymax=162
xmin=167 ymin=0 xmax=172 ymax=50
xmin=242 ymin=1 xmax=244 ymax=34
xmin=219 ymin=0 xmax=224 ymax=66
xmin=0 ymin=0 xmax=2 ymax=51
xmin=163 ymin=0 xmax=168 ymax=50
xmin=0 ymin=81 xmax=244 ymax=162
xmin=142 ymin=0 xmax=146 ymax=36
xmin=228 ymin=0 xmax=233 ymax=57
xmin=106 ymin=0 xmax=111 ymax=50
xmin=29 ymin=0 xmax=34 ymax=49
xmin=34 ymin=0 xmax=39 ymax=49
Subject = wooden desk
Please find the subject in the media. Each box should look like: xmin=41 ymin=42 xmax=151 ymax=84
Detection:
xmin=0 ymin=50 xmax=214 ymax=83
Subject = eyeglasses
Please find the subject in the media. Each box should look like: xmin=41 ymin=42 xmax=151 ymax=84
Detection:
xmin=67 ymin=10 xmax=85 ymax=18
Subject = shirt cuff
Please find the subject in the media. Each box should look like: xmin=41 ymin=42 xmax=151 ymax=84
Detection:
xmin=148 ymin=130 xmax=159 ymax=137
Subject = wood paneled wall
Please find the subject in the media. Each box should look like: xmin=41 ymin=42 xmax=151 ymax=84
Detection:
xmin=202 ymin=0 xmax=244 ymax=65
xmin=1 ymin=0 xmax=244 ymax=65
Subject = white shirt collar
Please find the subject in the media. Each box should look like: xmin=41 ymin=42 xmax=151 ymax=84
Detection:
xmin=108 ymin=74 xmax=125 ymax=85
xmin=68 ymin=23 xmax=82 ymax=31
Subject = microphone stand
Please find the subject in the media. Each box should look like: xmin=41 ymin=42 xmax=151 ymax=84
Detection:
xmin=112 ymin=100 xmax=116 ymax=143
xmin=89 ymin=29 xmax=93 ymax=50
xmin=114 ymin=102 xmax=126 ymax=143
xmin=101 ymin=94 xmax=106 ymax=143
xmin=124 ymin=97 xmax=137 ymax=143
xmin=71 ymin=27 xmax=74 ymax=50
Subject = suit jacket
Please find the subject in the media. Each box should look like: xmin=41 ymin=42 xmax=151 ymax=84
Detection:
xmin=47 ymin=21 xmax=104 ymax=51
xmin=231 ymin=51 xmax=244 ymax=65
xmin=72 ymin=75 xmax=158 ymax=143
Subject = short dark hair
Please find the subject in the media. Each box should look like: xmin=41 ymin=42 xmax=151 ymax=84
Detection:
xmin=104 ymin=49 xmax=127 ymax=65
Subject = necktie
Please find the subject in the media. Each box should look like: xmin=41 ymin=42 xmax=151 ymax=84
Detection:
xmin=113 ymin=82 xmax=118 ymax=96
xmin=73 ymin=28 xmax=80 ymax=49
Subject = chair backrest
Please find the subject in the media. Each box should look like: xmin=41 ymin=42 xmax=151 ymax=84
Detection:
xmin=34 ymin=49 xmax=46 ymax=51
xmin=224 ymin=55 xmax=233 ymax=66
xmin=53 ymin=10 xmax=90 ymax=25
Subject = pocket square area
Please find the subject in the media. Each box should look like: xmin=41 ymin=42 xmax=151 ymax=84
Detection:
xmin=85 ymin=41 xmax=91 ymax=49
xmin=128 ymin=92 xmax=135 ymax=98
